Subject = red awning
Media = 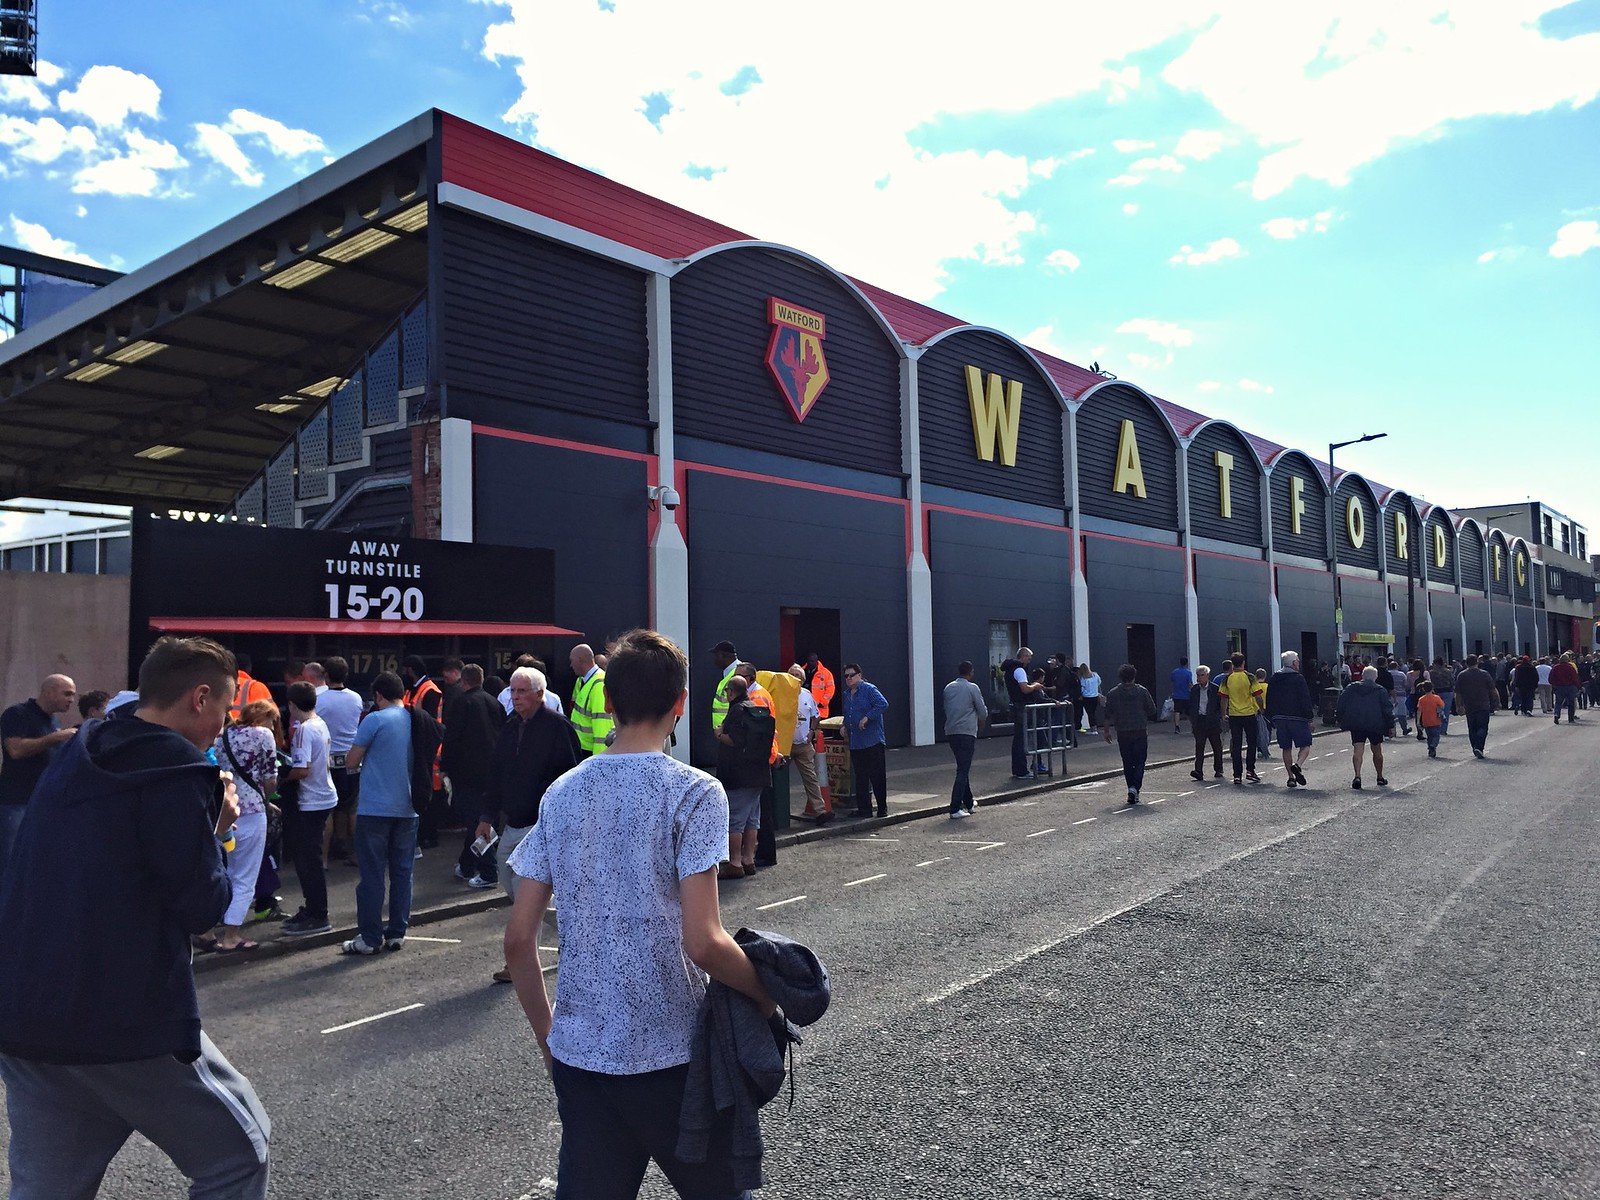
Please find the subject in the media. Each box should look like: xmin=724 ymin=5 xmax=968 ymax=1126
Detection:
xmin=148 ymin=617 xmax=580 ymax=638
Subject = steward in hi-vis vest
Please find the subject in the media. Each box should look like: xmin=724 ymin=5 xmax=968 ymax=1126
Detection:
xmin=568 ymin=643 xmax=613 ymax=758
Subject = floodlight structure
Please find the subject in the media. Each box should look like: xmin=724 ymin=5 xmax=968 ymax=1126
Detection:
xmin=0 ymin=1 xmax=37 ymax=77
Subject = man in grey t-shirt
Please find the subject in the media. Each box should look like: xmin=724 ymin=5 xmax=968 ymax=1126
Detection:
xmin=942 ymin=661 xmax=988 ymax=819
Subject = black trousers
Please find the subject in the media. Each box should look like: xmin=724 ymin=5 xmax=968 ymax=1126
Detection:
xmin=453 ymin=785 xmax=494 ymax=883
xmin=288 ymin=806 xmax=330 ymax=921
xmin=550 ymin=1058 xmax=749 ymax=1200
xmin=1466 ymin=709 xmax=1491 ymax=752
xmin=851 ymin=744 xmax=887 ymax=816
xmin=1228 ymin=715 xmax=1259 ymax=778
xmin=1118 ymin=733 xmax=1149 ymax=794
xmin=1193 ymin=726 xmax=1223 ymax=776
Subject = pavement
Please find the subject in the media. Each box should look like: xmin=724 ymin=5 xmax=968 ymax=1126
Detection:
xmin=201 ymin=721 xmax=1300 ymax=969
xmin=19 ymin=709 xmax=1600 ymax=1198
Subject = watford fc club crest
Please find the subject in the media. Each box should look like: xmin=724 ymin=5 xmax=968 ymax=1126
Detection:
xmin=764 ymin=297 xmax=830 ymax=422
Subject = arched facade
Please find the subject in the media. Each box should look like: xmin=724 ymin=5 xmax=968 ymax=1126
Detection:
xmin=1269 ymin=450 xmax=1329 ymax=563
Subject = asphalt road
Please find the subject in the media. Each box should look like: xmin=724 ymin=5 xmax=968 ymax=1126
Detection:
xmin=6 ymin=713 xmax=1598 ymax=1198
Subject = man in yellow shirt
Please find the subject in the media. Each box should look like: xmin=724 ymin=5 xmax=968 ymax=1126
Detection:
xmin=1222 ymin=653 xmax=1262 ymax=785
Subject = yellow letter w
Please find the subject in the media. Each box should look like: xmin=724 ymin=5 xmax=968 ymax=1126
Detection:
xmin=964 ymin=365 xmax=1022 ymax=467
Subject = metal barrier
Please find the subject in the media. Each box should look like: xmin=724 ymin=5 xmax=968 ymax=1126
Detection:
xmin=1021 ymin=702 xmax=1075 ymax=776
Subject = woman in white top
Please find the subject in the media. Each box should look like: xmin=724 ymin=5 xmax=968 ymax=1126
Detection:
xmin=1078 ymin=663 xmax=1103 ymax=731
xmin=211 ymin=699 xmax=280 ymax=952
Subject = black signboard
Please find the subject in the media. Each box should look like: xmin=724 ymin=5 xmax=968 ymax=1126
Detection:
xmin=1544 ymin=564 xmax=1596 ymax=603
xmin=127 ymin=515 xmax=558 ymax=686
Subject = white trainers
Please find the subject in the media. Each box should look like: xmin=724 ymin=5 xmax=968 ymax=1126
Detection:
xmin=467 ymin=874 xmax=497 ymax=890
xmin=340 ymin=937 xmax=379 ymax=956
xmin=950 ymin=809 xmax=970 ymax=820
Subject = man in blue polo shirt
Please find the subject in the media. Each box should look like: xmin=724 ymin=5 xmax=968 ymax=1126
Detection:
xmin=0 ymin=674 xmax=78 ymax=888
xmin=341 ymin=671 xmax=415 ymax=956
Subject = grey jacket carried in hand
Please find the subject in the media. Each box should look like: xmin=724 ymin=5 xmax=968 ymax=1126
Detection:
xmin=678 ymin=928 xmax=831 ymax=1191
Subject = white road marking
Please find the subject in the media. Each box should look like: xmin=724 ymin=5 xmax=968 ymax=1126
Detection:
xmin=1026 ymin=828 xmax=1057 ymax=838
xmin=944 ymin=839 xmax=1000 ymax=845
xmin=973 ymin=841 xmax=1007 ymax=850
xmin=1204 ymin=784 xmax=1220 ymax=789
xmin=923 ymin=803 xmax=1363 ymax=1005
xmin=844 ymin=873 xmax=887 ymax=888
xmin=848 ymin=836 xmax=900 ymax=842
xmin=322 ymin=1003 xmax=425 ymax=1035
xmin=1072 ymin=817 xmax=1098 ymax=826
xmin=1176 ymin=791 xmax=1195 ymax=798
xmin=757 ymin=895 xmax=807 ymax=911
xmin=400 ymin=936 xmax=461 ymax=944
xmin=1071 ymin=781 xmax=1109 ymax=791
xmin=1148 ymin=798 xmax=1168 ymax=805
xmin=915 ymin=856 xmax=951 ymax=867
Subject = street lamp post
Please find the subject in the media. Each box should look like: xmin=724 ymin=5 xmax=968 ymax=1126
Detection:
xmin=1329 ymin=432 xmax=1388 ymax=688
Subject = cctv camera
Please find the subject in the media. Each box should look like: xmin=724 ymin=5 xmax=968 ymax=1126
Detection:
xmin=647 ymin=485 xmax=681 ymax=511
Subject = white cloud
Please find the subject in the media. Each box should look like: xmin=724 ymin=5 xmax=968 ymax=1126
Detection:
xmin=1477 ymin=245 xmax=1525 ymax=264
xmin=1127 ymin=350 xmax=1164 ymax=370
xmin=474 ymin=3 xmax=1600 ymax=295
xmin=360 ymin=0 xmax=417 ymax=27
xmin=1122 ymin=202 xmax=1139 ymax=215
xmin=0 ymin=115 xmax=96 ymax=164
xmin=478 ymin=2 xmax=1202 ymax=299
xmin=1549 ymin=220 xmax=1600 ymax=259
xmin=1161 ymin=8 xmax=1600 ymax=199
xmin=8 ymin=215 xmax=103 ymax=266
xmin=1022 ymin=323 xmax=1074 ymax=360
xmin=223 ymin=109 xmax=327 ymax=159
xmin=1066 ymin=147 xmax=1096 ymax=161
xmin=1238 ymin=377 xmax=1275 ymax=394
xmin=75 ymin=204 xmax=87 ymax=218
xmin=1197 ymin=380 xmax=1222 ymax=392
xmin=1043 ymin=248 xmax=1081 ymax=273
xmin=1107 ymin=173 xmax=1144 ymax=188
xmin=1117 ymin=317 xmax=1195 ymax=348
xmin=1112 ymin=138 xmax=1155 ymax=153
xmin=1261 ymin=209 xmax=1338 ymax=239
xmin=72 ymin=129 xmax=186 ymax=196
xmin=1169 ymin=236 xmax=1244 ymax=266
xmin=192 ymin=109 xmax=326 ymax=187
xmin=193 ymin=123 xmax=263 ymax=186
xmin=1174 ymin=129 xmax=1225 ymax=160
xmin=57 ymin=66 xmax=162 ymax=129
xmin=1129 ymin=154 xmax=1183 ymax=174
xmin=0 ymin=76 xmax=52 ymax=113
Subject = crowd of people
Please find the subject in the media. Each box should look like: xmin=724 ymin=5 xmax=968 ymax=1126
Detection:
xmin=0 ymin=630 xmax=830 ymax=1198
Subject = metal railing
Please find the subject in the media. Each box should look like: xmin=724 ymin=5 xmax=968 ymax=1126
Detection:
xmin=1021 ymin=702 xmax=1075 ymax=776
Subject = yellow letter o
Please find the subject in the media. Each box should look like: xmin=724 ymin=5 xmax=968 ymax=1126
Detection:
xmin=1346 ymin=496 xmax=1364 ymax=549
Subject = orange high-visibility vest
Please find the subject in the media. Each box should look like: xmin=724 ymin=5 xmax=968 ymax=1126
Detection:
xmin=810 ymin=662 xmax=836 ymax=718
xmin=230 ymin=671 xmax=272 ymax=720
xmin=404 ymin=677 xmax=444 ymax=788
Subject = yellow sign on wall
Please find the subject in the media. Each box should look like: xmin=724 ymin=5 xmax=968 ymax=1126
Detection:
xmin=1112 ymin=419 xmax=1146 ymax=497
xmin=1213 ymin=450 xmax=1234 ymax=519
xmin=1289 ymin=475 xmax=1306 ymax=535
xmin=963 ymin=365 xmax=1022 ymax=467
xmin=1393 ymin=510 xmax=1409 ymax=559
xmin=1433 ymin=524 xmax=1447 ymax=568
xmin=1346 ymin=496 xmax=1365 ymax=549
xmin=1516 ymin=553 xmax=1527 ymax=587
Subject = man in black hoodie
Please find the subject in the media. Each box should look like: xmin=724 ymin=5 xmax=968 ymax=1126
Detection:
xmin=0 ymin=636 xmax=270 ymax=1199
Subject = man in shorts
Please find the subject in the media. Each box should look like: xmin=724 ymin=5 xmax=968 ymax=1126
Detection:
xmin=1263 ymin=650 xmax=1316 ymax=787
xmin=1336 ymin=665 xmax=1395 ymax=790
xmin=502 ymin=628 xmax=777 ymax=1199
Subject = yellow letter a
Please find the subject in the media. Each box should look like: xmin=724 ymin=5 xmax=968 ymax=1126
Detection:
xmin=1112 ymin=419 xmax=1146 ymax=497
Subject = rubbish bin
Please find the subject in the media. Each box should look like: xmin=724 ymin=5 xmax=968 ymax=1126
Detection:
xmin=820 ymin=716 xmax=852 ymax=804
xmin=1319 ymin=687 xmax=1340 ymax=727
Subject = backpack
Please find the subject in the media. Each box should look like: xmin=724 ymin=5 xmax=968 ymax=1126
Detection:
xmin=407 ymin=705 xmax=442 ymax=814
xmin=735 ymin=700 xmax=776 ymax=771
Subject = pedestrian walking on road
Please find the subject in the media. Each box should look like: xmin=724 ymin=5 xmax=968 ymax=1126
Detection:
xmin=1002 ymin=647 xmax=1047 ymax=779
xmin=943 ymin=661 xmax=988 ymax=818
xmin=714 ymin=677 xmax=771 ymax=877
xmin=1536 ymin=657 xmax=1555 ymax=714
xmin=1265 ymin=651 xmax=1316 ymax=788
xmin=1430 ymin=657 xmax=1457 ymax=737
xmin=1550 ymin=653 xmax=1581 ymax=724
xmin=340 ymin=672 xmax=416 ymax=956
xmin=444 ymin=664 xmax=506 ymax=888
xmin=484 ymin=666 xmax=581 ymax=984
xmin=1169 ymin=657 xmax=1193 ymax=733
xmin=1337 ymin=665 xmax=1394 ymax=790
xmin=842 ymin=663 xmax=889 ymax=818
xmin=1384 ymin=658 xmax=1413 ymax=737
xmin=1417 ymin=682 xmax=1446 ymax=758
xmin=280 ymin=682 xmax=336 ymax=937
xmin=1454 ymin=655 xmax=1496 ymax=758
xmin=212 ymin=700 xmax=280 ymax=953
xmin=1100 ymin=663 xmax=1158 ymax=805
xmin=1188 ymin=665 xmax=1224 ymax=781
xmin=787 ymin=664 xmax=831 ymax=825
xmin=502 ymin=629 xmax=779 ymax=1200
xmin=1512 ymin=656 xmax=1538 ymax=716
xmin=0 ymin=636 xmax=270 ymax=1199
xmin=1222 ymin=654 xmax=1262 ymax=785
xmin=0 ymin=673 xmax=78 ymax=893
xmin=1078 ymin=663 xmax=1102 ymax=732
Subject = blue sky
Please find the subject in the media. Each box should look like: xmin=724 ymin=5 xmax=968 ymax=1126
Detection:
xmin=2 ymin=0 xmax=1599 ymax=542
